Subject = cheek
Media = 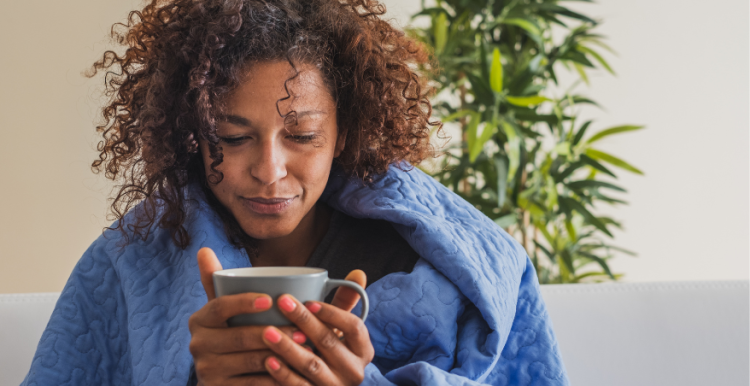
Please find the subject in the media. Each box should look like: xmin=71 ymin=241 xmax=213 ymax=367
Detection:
xmin=291 ymin=149 xmax=336 ymax=185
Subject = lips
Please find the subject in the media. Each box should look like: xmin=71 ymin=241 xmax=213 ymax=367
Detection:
xmin=241 ymin=196 xmax=295 ymax=215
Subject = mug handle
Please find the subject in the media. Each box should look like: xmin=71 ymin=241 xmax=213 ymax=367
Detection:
xmin=323 ymin=279 xmax=369 ymax=322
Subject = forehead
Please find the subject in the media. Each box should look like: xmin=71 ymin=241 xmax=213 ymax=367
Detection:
xmin=227 ymin=61 xmax=335 ymax=114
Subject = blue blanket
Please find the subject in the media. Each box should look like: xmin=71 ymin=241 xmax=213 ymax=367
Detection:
xmin=23 ymin=166 xmax=569 ymax=386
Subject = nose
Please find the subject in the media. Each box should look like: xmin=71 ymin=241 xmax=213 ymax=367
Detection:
xmin=250 ymin=138 xmax=287 ymax=185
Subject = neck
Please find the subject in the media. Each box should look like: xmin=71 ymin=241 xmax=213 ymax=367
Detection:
xmin=250 ymin=202 xmax=332 ymax=267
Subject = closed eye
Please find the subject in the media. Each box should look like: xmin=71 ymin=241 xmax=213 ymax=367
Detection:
xmin=218 ymin=136 xmax=250 ymax=146
xmin=290 ymin=134 xmax=318 ymax=144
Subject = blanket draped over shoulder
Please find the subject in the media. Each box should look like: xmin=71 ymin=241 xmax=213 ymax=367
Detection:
xmin=23 ymin=165 xmax=569 ymax=386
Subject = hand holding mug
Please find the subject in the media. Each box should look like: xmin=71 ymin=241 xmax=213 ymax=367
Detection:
xmin=261 ymin=294 xmax=375 ymax=386
xmin=189 ymin=248 xmax=302 ymax=385
xmin=188 ymin=247 xmax=374 ymax=386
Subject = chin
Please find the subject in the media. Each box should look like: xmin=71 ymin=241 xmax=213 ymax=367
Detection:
xmin=239 ymin=221 xmax=295 ymax=240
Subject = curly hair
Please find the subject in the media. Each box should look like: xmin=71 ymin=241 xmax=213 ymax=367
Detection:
xmin=89 ymin=0 xmax=439 ymax=249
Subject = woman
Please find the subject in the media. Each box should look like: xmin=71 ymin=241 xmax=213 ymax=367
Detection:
xmin=24 ymin=0 xmax=569 ymax=385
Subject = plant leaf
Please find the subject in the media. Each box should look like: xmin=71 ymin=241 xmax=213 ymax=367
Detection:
xmin=573 ymin=62 xmax=589 ymax=85
xmin=506 ymin=95 xmax=549 ymax=107
xmin=466 ymin=72 xmax=495 ymax=105
xmin=586 ymin=149 xmax=644 ymax=175
xmin=441 ymin=109 xmax=475 ymax=123
xmin=558 ymin=196 xmax=613 ymax=237
xmin=501 ymin=18 xmax=541 ymax=36
xmin=565 ymin=218 xmax=577 ymax=241
xmin=533 ymin=240 xmax=555 ymax=263
xmin=554 ymin=161 xmax=584 ymax=183
xmin=580 ymin=154 xmax=617 ymax=178
xmin=572 ymin=120 xmax=593 ymax=146
xmin=577 ymin=251 xmax=615 ymax=279
xmin=411 ymin=7 xmax=451 ymax=19
xmin=606 ymin=245 xmax=638 ymax=256
xmin=560 ymin=50 xmax=595 ymax=67
xmin=470 ymin=120 xmax=497 ymax=162
xmin=490 ymin=48 xmax=503 ymax=92
xmin=573 ymin=271 xmax=614 ymax=282
xmin=577 ymin=45 xmax=615 ymax=75
xmin=587 ymin=125 xmax=644 ymax=143
xmin=534 ymin=221 xmax=555 ymax=246
xmin=567 ymin=180 xmax=626 ymax=192
xmin=553 ymin=142 xmax=570 ymax=156
xmin=501 ymin=121 xmax=520 ymax=182
xmin=494 ymin=213 xmax=516 ymax=228
xmin=479 ymin=38 xmax=489 ymax=83
xmin=465 ymin=112 xmax=481 ymax=161
xmin=559 ymin=249 xmax=576 ymax=274
xmin=434 ymin=12 xmax=447 ymax=55
xmin=495 ymin=157 xmax=508 ymax=207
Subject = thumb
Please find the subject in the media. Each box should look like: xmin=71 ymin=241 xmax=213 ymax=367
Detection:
xmin=197 ymin=247 xmax=223 ymax=301
xmin=331 ymin=269 xmax=367 ymax=312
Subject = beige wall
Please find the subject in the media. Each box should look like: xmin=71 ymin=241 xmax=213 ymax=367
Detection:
xmin=0 ymin=0 xmax=747 ymax=294
xmin=0 ymin=0 xmax=140 ymax=293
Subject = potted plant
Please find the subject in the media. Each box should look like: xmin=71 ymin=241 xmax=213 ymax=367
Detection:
xmin=410 ymin=0 xmax=643 ymax=283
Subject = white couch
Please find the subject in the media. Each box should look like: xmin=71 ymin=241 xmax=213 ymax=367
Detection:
xmin=1 ymin=281 xmax=748 ymax=386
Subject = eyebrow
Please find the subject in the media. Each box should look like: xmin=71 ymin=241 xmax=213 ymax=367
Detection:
xmin=223 ymin=110 xmax=327 ymax=127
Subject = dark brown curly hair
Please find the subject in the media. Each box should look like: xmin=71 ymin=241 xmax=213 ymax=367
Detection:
xmin=89 ymin=0 xmax=439 ymax=249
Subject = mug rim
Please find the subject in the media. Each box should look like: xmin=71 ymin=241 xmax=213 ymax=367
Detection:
xmin=214 ymin=266 xmax=327 ymax=278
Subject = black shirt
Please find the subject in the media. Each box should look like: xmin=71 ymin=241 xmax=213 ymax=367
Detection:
xmin=306 ymin=208 xmax=421 ymax=301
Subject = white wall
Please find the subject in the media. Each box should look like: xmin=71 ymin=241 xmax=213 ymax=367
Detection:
xmin=545 ymin=0 xmax=750 ymax=282
xmin=0 ymin=0 xmax=746 ymax=293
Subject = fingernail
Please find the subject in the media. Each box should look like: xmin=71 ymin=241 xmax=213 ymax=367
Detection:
xmin=254 ymin=297 xmax=271 ymax=310
xmin=292 ymin=331 xmax=307 ymax=344
xmin=264 ymin=328 xmax=282 ymax=344
xmin=306 ymin=302 xmax=321 ymax=313
xmin=267 ymin=356 xmax=281 ymax=371
xmin=278 ymin=296 xmax=296 ymax=312
xmin=303 ymin=346 xmax=313 ymax=352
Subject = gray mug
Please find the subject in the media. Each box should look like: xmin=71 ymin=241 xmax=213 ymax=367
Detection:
xmin=213 ymin=267 xmax=369 ymax=326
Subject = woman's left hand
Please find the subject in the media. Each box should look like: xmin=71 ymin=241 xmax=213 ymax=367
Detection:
xmin=261 ymin=294 xmax=375 ymax=386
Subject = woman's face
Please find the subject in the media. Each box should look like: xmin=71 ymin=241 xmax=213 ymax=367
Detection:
xmin=199 ymin=61 xmax=344 ymax=240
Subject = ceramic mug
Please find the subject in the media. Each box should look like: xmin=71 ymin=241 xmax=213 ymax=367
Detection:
xmin=213 ymin=267 xmax=369 ymax=326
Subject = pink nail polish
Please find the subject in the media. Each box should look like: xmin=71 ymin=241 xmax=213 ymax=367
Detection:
xmin=292 ymin=331 xmax=307 ymax=344
xmin=264 ymin=328 xmax=282 ymax=344
xmin=278 ymin=296 xmax=296 ymax=312
xmin=267 ymin=357 xmax=281 ymax=371
xmin=254 ymin=297 xmax=270 ymax=310
xmin=306 ymin=302 xmax=322 ymax=313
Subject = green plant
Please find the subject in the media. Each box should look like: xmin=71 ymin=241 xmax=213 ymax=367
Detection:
xmin=410 ymin=0 xmax=643 ymax=283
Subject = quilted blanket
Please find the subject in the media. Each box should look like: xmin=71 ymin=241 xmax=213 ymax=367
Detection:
xmin=23 ymin=165 xmax=569 ymax=386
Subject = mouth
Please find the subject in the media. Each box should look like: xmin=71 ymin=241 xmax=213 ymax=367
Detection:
xmin=240 ymin=196 xmax=296 ymax=215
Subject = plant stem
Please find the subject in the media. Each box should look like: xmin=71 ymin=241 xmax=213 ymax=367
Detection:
xmin=458 ymin=72 xmax=470 ymax=195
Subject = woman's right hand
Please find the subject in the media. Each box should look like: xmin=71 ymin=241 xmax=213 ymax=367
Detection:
xmin=189 ymin=247 xmax=307 ymax=386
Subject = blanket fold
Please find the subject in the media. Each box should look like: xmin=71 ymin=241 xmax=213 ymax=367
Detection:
xmin=23 ymin=166 xmax=569 ymax=386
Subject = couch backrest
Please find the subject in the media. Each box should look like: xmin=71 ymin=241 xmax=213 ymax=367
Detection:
xmin=540 ymin=281 xmax=749 ymax=386
xmin=1 ymin=281 xmax=748 ymax=386
xmin=0 ymin=293 xmax=59 ymax=386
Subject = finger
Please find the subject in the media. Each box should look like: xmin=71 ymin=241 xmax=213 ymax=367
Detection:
xmin=192 ymin=325 xmax=304 ymax=354
xmin=225 ymin=374 xmax=279 ymax=386
xmin=190 ymin=292 xmax=273 ymax=329
xmin=207 ymin=349 xmax=275 ymax=377
xmin=330 ymin=270 xmax=367 ymax=312
xmin=276 ymin=295 xmax=356 ymax=364
xmin=265 ymin=356 xmax=313 ymax=386
xmin=198 ymin=247 xmax=223 ymax=301
xmin=305 ymin=301 xmax=373 ymax=360
xmin=262 ymin=326 xmax=336 ymax=385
